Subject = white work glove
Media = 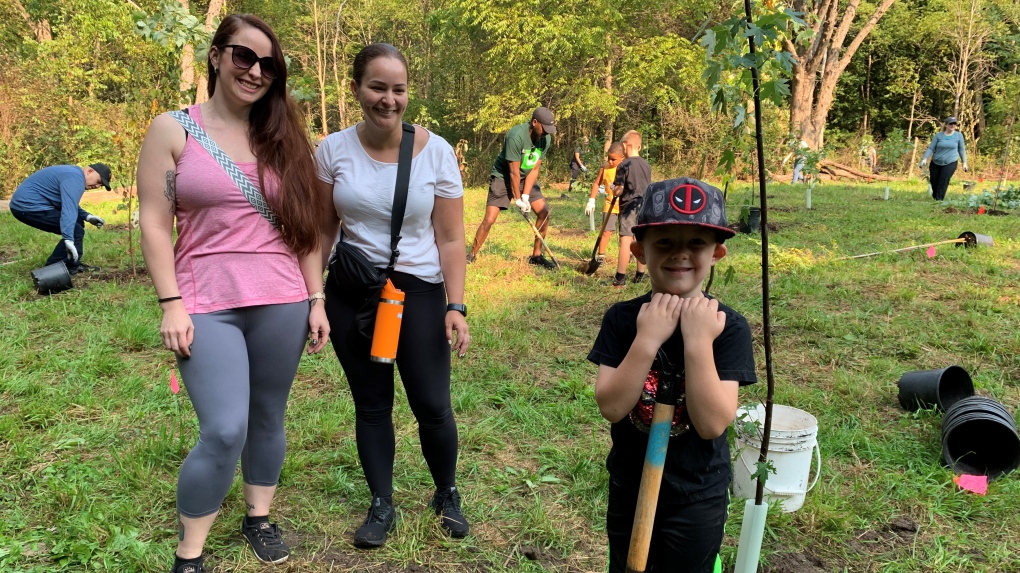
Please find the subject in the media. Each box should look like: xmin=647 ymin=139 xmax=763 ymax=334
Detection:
xmin=63 ymin=240 xmax=79 ymax=262
xmin=85 ymin=214 xmax=105 ymax=228
xmin=919 ymin=160 xmax=927 ymax=168
xmin=581 ymin=165 xmax=588 ymax=174
xmin=515 ymin=194 xmax=531 ymax=213
xmin=963 ymin=164 xmax=969 ymax=172
xmin=584 ymin=198 xmax=596 ymax=217
xmin=598 ymin=184 xmax=605 ymax=195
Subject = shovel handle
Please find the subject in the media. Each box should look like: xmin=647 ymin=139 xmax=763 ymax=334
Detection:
xmin=520 ymin=209 xmax=559 ymax=268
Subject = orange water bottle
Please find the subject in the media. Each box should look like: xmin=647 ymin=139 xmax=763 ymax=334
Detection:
xmin=370 ymin=279 xmax=405 ymax=363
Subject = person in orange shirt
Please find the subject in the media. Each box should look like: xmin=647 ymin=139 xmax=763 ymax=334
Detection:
xmin=584 ymin=142 xmax=625 ymax=265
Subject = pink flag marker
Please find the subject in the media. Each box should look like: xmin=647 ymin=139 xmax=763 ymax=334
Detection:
xmin=926 ymin=246 xmax=937 ymax=259
xmin=953 ymin=474 xmax=988 ymax=495
xmin=170 ymin=369 xmax=180 ymax=394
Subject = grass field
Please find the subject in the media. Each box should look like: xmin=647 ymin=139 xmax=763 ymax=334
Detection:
xmin=2 ymin=177 xmax=1019 ymax=573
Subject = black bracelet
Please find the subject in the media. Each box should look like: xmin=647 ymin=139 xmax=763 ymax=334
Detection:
xmin=158 ymin=296 xmax=183 ymax=304
xmin=447 ymin=303 xmax=467 ymax=317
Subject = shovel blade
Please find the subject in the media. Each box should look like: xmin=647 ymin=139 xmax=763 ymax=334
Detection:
xmin=583 ymin=259 xmax=602 ymax=275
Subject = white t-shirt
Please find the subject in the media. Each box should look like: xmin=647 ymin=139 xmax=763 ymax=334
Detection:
xmin=315 ymin=125 xmax=463 ymax=284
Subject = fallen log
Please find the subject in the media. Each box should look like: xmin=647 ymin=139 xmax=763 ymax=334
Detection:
xmin=819 ymin=160 xmax=895 ymax=182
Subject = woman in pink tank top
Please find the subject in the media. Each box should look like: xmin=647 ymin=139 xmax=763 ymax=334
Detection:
xmin=136 ymin=14 xmax=331 ymax=573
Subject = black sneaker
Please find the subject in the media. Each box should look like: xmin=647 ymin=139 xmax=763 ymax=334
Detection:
xmin=528 ymin=255 xmax=556 ymax=270
xmin=170 ymin=556 xmax=205 ymax=573
xmin=611 ymin=276 xmax=627 ymax=288
xmin=241 ymin=518 xmax=290 ymax=564
xmin=632 ymin=272 xmax=646 ymax=284
xmin=429 ymin=486 xmax=469 ymax=538
xmin=353 ymin=496 xmax=396 ymax=548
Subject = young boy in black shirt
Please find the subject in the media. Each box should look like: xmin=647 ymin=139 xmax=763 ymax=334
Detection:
xmin=612 ymin=130 xmax=653 ymax=287
xmin=588 ymin=177 xmax=757 ymax=573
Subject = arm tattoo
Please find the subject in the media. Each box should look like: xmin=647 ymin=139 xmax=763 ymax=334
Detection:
xmin=164 ymin=170 xmax=177 ymax=214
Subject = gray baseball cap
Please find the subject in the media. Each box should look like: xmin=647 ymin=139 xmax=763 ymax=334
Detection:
xmin=531 ymin=107 xmax=556 ymax=135
xmin=633 ymin=177 xmax=735 ymax=240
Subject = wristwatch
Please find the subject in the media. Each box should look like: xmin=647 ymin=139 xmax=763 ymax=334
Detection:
xmin=446 ymin=303 xmax=467 ymax=317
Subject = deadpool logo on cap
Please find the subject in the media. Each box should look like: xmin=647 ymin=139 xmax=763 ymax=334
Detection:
xmin=670 ymin=183 xmax=707 ymax=215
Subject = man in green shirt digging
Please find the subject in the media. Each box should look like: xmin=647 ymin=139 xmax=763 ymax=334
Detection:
xmin=468 ymin=107 xmax=557 ymax=269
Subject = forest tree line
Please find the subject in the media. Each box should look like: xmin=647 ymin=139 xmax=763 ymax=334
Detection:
xmin=1 ymin=0 xmax=1018 ymax=198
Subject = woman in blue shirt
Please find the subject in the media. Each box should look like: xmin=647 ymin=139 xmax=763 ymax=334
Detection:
xmin=920 ymin=116 xmax=968 ymax=201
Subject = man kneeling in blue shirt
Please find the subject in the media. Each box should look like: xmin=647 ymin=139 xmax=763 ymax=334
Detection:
xmin=10 ymin=163 xmax=111 ymax=274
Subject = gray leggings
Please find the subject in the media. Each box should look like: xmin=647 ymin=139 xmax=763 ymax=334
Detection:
xmin=175 ymin=302 xmax=308 ymax=518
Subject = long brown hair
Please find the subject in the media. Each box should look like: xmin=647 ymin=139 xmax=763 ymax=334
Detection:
xmin=208 ymin=14 xmax=323 ymax=256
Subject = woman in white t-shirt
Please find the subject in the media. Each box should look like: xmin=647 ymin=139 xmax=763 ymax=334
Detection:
xmin=314 ymin=43 xmax=470 ymax=548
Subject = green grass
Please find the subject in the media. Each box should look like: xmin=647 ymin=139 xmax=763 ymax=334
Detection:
xmin=2 ymin=177 xmax=1020 ymax=572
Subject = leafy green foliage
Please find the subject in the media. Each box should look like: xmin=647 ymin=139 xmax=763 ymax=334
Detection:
xmin=942 ymin=184 xmax=1020 ymax=209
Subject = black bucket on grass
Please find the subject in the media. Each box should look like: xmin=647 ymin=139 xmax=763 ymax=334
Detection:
xmin=739 ymin=206 xmax=761 ymax=234
xmin=30 ymin=261 xmax=73 ymax=295
xmin=897 ymin=365 xmax=974 ymax=411
xmin=942 ymin=397 xmax=1020 ymax=480
xmin=956 ymin=231 xmax=993 ymax=248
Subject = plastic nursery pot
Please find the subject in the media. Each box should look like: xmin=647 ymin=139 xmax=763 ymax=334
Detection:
xmin=956 ymin=231 xmax=993 ymax=248
xmin=897 ymin=365 xmax=974 ymax=412
xmin=739 ymin=206 xmax=761 ymax=234
xmin=30 ymin=261 xmax=73 ymax=295
xmin=942 ymin=397 xmax=1020 ymax=480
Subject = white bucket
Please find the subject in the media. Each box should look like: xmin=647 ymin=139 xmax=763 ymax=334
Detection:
xmin=732 ymin=404 xmax=820 ymax=513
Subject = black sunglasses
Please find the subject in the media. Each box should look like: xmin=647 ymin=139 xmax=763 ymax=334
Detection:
xmin=220 ymin=44 xmax=277 ymax=80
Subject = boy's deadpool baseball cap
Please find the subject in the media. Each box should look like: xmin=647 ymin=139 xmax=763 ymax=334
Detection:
xmin=632 ymin=177 xmax=735 ymax=241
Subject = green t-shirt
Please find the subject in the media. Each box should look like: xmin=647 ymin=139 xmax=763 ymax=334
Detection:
xmin=490 ymin=122 xmax=552 ymax=179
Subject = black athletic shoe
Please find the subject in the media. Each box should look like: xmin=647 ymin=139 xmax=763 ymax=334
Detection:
xmin=170 ymin=556 xmax=205 ymax=573
xmin=429 ymin=486 xmax=469 ymax=538
xmin=353 ymin=496 xmax=396 ymax=548
xmin=241 ymin=518 xmax=290 ymax=564
xmin=632 ymin=272 xmax=646 ymax=284
xmin=528 ymin=255 xmax=556 ymax=270
xmin=611 ymin=276 xmax=627 ymax=288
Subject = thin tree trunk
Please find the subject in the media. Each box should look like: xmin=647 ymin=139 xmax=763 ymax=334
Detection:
xmin=179 ymin=0 xmax=195 ymax=105
xmin=194 ymin=0 xmax=225 ymax=104
xmin=332 ymin=0 xmax=350 ymax=129
xmin=313 ymin=0 xmax=329 ymax=136
xmin=602 ymin=35 xmax=614 ymax=154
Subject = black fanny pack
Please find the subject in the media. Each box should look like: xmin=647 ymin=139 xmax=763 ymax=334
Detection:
xmin=328 ymin=122 xmax=415 ymax=346
xmin=329 ymin=240 xmax=388 ymax=341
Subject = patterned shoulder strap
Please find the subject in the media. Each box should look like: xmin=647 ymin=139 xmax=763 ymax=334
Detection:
xmin=169 ymin=109 xmax=279 ymax=228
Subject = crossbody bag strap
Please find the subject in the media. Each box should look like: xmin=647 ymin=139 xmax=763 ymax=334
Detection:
xmin=385 ymin=122 xmax=416 ymax=272
xmin=168 ymin=109 xmax=280 ymax=229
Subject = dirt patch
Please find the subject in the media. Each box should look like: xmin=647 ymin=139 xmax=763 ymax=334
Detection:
xmin=763 ymin=550 xmax=828 ymax=573
xmin=0 ymin=247 xmax=20 ymax=263
xmin=517 ymin=544 xmax=566 ymax=571
xmin=83 ymin=267 xmax=149 ymax=283
xmin=847 ymin=517 xmax=919 ymax=556
xmin=557 ymin=228 xmax=590 ymax=238
xmin=986 ymin=209 xmax=1009 ymax=216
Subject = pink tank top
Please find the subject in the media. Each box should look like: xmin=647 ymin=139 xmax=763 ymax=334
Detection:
xmin=173 ymin=105 xmax=307 ymax=314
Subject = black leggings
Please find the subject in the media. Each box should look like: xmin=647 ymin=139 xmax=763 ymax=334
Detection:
xmin=930 ymin=161 xmax=957 ymax=201
xmin=325 ymin=271 xmax=458 ymax=497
